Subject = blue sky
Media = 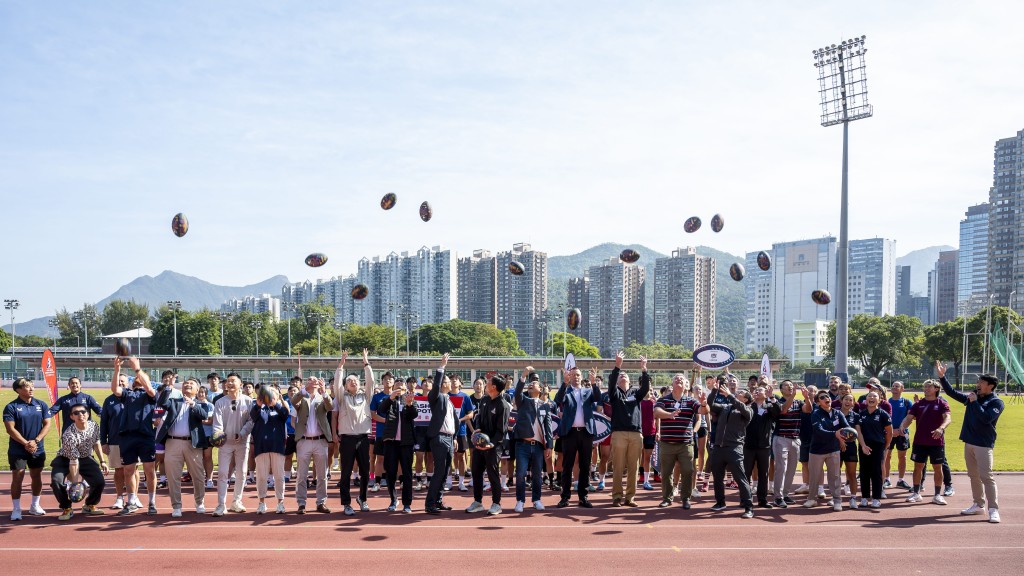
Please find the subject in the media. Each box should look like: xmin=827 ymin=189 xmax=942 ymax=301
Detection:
xmin=2 ymin=1 xmax=1023 ymax=321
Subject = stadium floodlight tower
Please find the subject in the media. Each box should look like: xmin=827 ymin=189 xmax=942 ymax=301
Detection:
xmin=813 ymin=35 xmax=873 ymax=383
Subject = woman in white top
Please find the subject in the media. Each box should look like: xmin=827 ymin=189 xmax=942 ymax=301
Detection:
xmin=51 ymin=402 xmax=109 ymax=520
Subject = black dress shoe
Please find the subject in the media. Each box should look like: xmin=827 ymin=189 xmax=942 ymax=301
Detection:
xmin=557 ymin=499 xmax=570 ymax=508
xmin=579 ymin=498 xmax=593 ymax=508
xmin=296 ymin=505 xmax=306 ymax=515
xmin=757 ymin=501 xmax=774 ymax=509
xmin=317 ymin=504 xmax=332 ymax=514
xmin=439 ymin=504 xmax=453 ymax=511
xmin=425 ymin=507 xmax=441 ymax=515
xmin=682 ymin=499 xmax=691 ymax=510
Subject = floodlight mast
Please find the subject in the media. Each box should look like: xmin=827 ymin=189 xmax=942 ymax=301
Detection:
xmin=813 ymin=36 xmax=873 ymax=382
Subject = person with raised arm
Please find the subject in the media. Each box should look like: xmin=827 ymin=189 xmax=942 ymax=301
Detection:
xmin=508 ymin=366 xmax=548 ymax=513
xmin=424 ymin=353 xmax=457 ymax=514
xmin=291 ymin=375 xmax=334 ymax=515
xmin=705 ymin=369 xmax=754 ymax=518
xmin=250 ymin=385 xmax=290 ymax=514
xmin=936 ymin=361 xmax=1005 ymax=523
xmin=156 ymin=376 xmax=213 ymax=517
xmin=380 ymin=376 xmax=419 ymax=513
xmin=607 ymin=352 xmax=652 ymax=507
xmin=554 ymin=365 xmax=602 ymax=508
xmin=110 ymin=356 xmax=159 ymax=516
xmin=334 ymin=348 xmax=375 ymax=516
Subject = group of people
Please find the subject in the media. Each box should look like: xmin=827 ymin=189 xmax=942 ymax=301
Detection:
xmin=4 ymin=352 xmax=1006 ymax=524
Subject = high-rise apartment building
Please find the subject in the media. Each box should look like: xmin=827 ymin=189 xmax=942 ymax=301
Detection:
xmin=654 ymin=247 xmax=715 ymax=350
xmin=221 ymin=293 xmax=282 ymax=320
xmin=988 ymin=130 xmax=1024 ymax=311
xmin=895 ymin=265 xmax=914 ymax=317
xmin=496 ymin=243 xmax=547 ymax=354
xmin=567 ymin=277 xmax=590 ymax=341
xmin=959 ymin=203 xmax=990 ymax=316
xmin=930 ymin=250 xmax=959 ymax=324
xmin=744 ymin=249 xmax=773 ymax=353
xmin=456 ymin=250 xmax=497 ymax=325
xmin=848 ymin=238 xmax=896 ymax=316
xmin=585 ymin=258 xmax=645 ymax=356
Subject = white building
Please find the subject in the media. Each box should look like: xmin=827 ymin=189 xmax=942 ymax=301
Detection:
xmin=791 ymin=319 xmax=830 ymax=365
xmin=221 ymin=293 xmax=282 ymax=320
xmin=768 ymin=237 xmax=837 ymax=359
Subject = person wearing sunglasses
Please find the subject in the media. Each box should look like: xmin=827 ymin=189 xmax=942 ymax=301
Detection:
xmin=211 ymin=373 xmax=254 ymax=516
xmin=51 ymin=403 xmax=109 ymax=520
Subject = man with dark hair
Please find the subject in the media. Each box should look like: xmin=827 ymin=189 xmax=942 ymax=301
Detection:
xmin=334 ymin=349 xmax=376 ymax=516
xmin=4 ymin=377 xmax=52 ymax=520
xmin=804 ymin=390 xmax=849 ymax=512
xmin=705 ymin=371 xmax=754 ymax=518
xmin=112 ymin=357 xmax=159 ymax=515
xmin=900 ymin=379 xmax=951 ymax=506
xmin=156 ymin=376 xmax=212 ymax=517
xmin=450 ymin=374 xmax=475 ymax=492
xmin=369 ymin=371 xmax=393 ymax=493
xmin=466 ymin=373 xmax=511 ymax=515
xmin=554 ymin=366 xmax=602 ymax=508
xmin=207 ymin=373 xmax=223 ymax=403
xmin=380 ymin=377 xmax=418 ymax=513
xmin=745 ymin=385 xmax=782 ymax=508
xmin=425 ymin=354 xmax=456 ymax=514
xmin=885 ymin=380 xmax=914 ymax=491
xmin=49 ymin=376 xmax=102 ymax=435
xmin=607 ymin=352 xmax=651 ymax=507
xmin=654 ymin=373 xmax=703 ymax=508
xmin=937 ymin=363 xmax=1005 ymax=523
xmin=772 ymin=380 xmax=802 ymax=507
xmin=291 ymin=376 xmax=334 ymax=515
xmin=510 ymin=366 xmax=552 ymax=512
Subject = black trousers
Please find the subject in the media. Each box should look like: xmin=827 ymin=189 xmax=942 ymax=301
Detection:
xmin=560 ymin=428 xmax=594 ymax=500
xmin=743 ymin=446 xmax=772 ymax=504
xmin=426 ymin=434 xmax=454 ymax=509
xmin=51 ymin=455 xmax=105 ymax=508
xmin=383 ymin=442 xmax=414 ymax=506
xmin=339 ymin=434 xmax=370 ymax=506
xmin=471 ymin=446 xmax=502 ymax=504
xmin=860 ymin=440 xmax=885 ymax=499
xmin=711 ymin=445 xmax=752 ymax=509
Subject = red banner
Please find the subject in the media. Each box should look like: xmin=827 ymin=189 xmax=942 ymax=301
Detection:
xmin=41 ymin=349 xmax=59 ymax=429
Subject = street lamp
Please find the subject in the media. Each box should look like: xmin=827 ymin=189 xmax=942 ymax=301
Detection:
xmin=311 ymin=312 xmax=330 ymax=357
xmin=134 ymin=319 xmax=144 ymax=356
xmin=166 ymin=301 xmax=182 ymax=356
xmin=4 ymin=299 xmax=18 ymax=375
xmin=72 ymin=308 xmax=93 ymax=355
xmin=400 ymin=311 xmax=419 ymax=356
xmin=387 ymin=302 xmax=405 ymax=357
xmin=48 ymin=318 xmax=59 ymax=354
xmin=251 ymin=318 xmax=263 ymax=357
xmin=335 ymin=321 xmax=349 ymax=354
xmin=282 ymin=302 xmax=297 ymax=357
xmin=813 ymin=35 xmax=873 ymax=382
xmin=217 ymin=312 xmax=232 ymax=356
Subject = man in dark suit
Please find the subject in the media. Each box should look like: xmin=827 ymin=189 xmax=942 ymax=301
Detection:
xmin=425 ymin=353 xmax=455 ymax=514
xmin=155 ymin=377 xmax=212 ymax=517
xmin=554 ymin=366 xmax=602 ymax=508
xmin=380 ymin=379 xmax=419 ymax=513
xmin=512 ymin=366 xmax=554 ymax=512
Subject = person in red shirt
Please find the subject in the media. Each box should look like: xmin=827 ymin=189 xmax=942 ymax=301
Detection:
xmin=899 ymin=380 xmax=952 ymax=505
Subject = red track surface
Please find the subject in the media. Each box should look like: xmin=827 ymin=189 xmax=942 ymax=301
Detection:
xmin=2 ymin=472 xmax=1022 ymax=575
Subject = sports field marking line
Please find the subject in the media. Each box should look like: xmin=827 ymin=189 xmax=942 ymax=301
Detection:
xmin=11 ymin=522 xmax=1024 ymax=529
xmin=1 ymin=546 xmax=1022 ymax=552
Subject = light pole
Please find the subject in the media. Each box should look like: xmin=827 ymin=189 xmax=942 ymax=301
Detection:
xmin=813 ymin=36 xmax=873 ymax=382
xmin=335 ymin=321 xmax=349 ymax=354
xmin=4 ymin=299 xmax=18 ymax=375
xmin=134 ymin=319 xmax=144 ymax=356
xmin=166 ymin=300 xmax=181 ymax=356
xmin=48 ymin=318 xmax=59 ymax=354
xmin=217 ymin=312 xmax=231 ymax=356
xmin=73 ymin=308 xmax=93 ymax=355
xmin=282 ymin=302 xmax=297 ymax=356
xmin=251 ymin=318 xmax=263 ymax=357
xmin=387 ymin=302 xmax=404 ymax=357
xmin=400 ymin=311 xmax=418 ymax=356
xmin=312 ymin=312 xmax=329 ymax=357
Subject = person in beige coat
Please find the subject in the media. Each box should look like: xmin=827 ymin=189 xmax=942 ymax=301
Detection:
xmin=291 ymin=376 xmax=334 ymax=514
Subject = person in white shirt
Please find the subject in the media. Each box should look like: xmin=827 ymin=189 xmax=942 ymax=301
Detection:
xmin=333 ymin=348 xmax=375 ymax=516
xmin=211 ymin=374 xmax=254 ymax=516
xmin=292 ymin=376 xmax=334 ymax=514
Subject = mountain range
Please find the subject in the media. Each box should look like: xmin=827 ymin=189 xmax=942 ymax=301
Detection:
xmin=895 ymin=245 xmax=956 ymax=296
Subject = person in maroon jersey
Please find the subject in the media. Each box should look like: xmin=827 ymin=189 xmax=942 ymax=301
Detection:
xmin=899 ymin=380 xmax=952 ymax=505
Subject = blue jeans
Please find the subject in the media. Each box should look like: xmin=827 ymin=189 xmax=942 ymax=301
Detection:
xmin=515 ymin=441 xmax=545 ymax=503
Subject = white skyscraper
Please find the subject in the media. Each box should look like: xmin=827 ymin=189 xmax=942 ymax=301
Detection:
xmin=848 ymin=238 xmax=896 ymax=317
xmin=959 ymin=203 xmax=990 ymax=315
xmin=744 ymin=249 xmax=773 ymax=354
xmin=769 ymin=237 xmax=837 ymax=359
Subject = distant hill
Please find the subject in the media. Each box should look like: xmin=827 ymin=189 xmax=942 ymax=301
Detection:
xmin=14 ymin=271 xmax=290 ymax=336
xmin=896 ymin=245 xmax=956 ymax=296
xmin=548 ymin=243 xmax=745 ymax=350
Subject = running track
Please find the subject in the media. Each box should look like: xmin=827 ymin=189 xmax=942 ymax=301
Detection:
xmin=2 ymin=472 xmax=1021 ymax=575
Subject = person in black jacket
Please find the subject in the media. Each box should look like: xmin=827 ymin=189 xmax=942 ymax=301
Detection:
xmin=607 ymin=352 xmax=651 ymax=507
xmin=512 ymin=366 xmax=554 ymax=512
xmin=379 ymin=379 xmax=419 ymax=513
xmin=705 ymin=373 xmax=754 ymax=518
xmin=466 ymin=374 xmax=511 ymax=515
xmin=425 ymin=354 xmax=456 ymax=514
xmin=743 ymin=386 xmax=783 ymax=508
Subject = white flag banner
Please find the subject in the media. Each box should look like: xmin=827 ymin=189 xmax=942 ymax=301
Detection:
xmin=761 ymin=353 xmax=772 ymax=384
xmin=564 ymin=353 xmax=577 ymax=372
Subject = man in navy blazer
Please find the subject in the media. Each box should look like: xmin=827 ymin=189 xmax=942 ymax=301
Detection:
xmin=155 ymin=377 xmax=212 ymax=517
xmin=554 ymin=366 xmax=601 ymax=507
xmin=425 ymin=353 xmax=456 ymax=514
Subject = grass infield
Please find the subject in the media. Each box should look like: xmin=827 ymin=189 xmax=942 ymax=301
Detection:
xmin=1 ymin=388 xmax=1022 ymax=472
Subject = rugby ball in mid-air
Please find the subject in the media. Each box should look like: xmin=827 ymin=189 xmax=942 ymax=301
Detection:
xmin=305 ymin=253 xmax=328 ymax=267
xmin=171 ymin=213 xmax=189 ymax=237
xmin=812 ymin=289 xmax=832 ymax=305
xmin=757 ymin=251 xmax=772 ymax=271
xmin=684 ymin=216 xmax=701 ymax=233
xmin=619 ymin=249 xmax=640 ymax=264
xmin=508 ymin=260 xmax=525 ymax=275
xmin=380 ymin=193 xmax=397 ymax=210
xmin=351 ymin=284 xmax=369 ymax=300
xmin=692 ymin=343 xmax=736 ymax=370
xmin=710 ymin=213 xmax=724 ymax=233
xmin=567 ymin=308 xmax=581 ymax=331
xmin=729 ymin=263 xmax=745 ymax=282
xmin=114 ymin=337 xmax=132 ymax=357
xmin=419 ymin=201 xmax=433 ymax=222
xmin=839 ymin=427 xmax=858 ymax=441
xmin=208 ymin=430 xmax=227 ymax=448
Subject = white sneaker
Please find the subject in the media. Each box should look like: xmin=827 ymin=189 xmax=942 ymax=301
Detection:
xmin=111 ymin=496 xmax=125 ymax=510
xmin=171 ymin=508 xmax=183 ymax=518
xmin=10 ymin=509 xmax=22 ymax=521
xmin=229 ymin=501 xmax=247 ymax=513
xmin=205 ymin=480 xmax=214 ymax=489
xmin=961 ymin=504 xmax=986 ymax=515
xmin=932 ymin=494 xmax=947 ymax=506
xmin=196 ymin=504 xmax=206 ymax=514
xmin=832 ymin=501 xmax=843 ymax=512
xmin=842 ymin=485 xmax=850 ymax=496
xmin=869 ymin=499 xmax=881 ymax=509
xmin=256 ymin=502 xmax=267 ymax=515
xmin=275 ymin=502 xmax=286 ymax=514
xmin=906 ymin=493 xmax=922 ymax=503
xmin=488 ymin=503 xmax=502 ymax=515
xmin=27 ymin=504 xmax=46 ymax=516
xmin=817 ymin=489 xmax=827 ymax=499
xmin=130 ymin=496 xmax=144 ymax=508
xmin=803 ymin=500 xmax=815 ymax=508
xmin=850 ymin=497 xmax=859 ymax=510
xmin=465 ymin=501 xmax=485 ymax=513
xmin=794 ymin=484 xmax=809 ymax=494
xmin=213 ymin=505 xmax=226 ymax=517
xmin=859 ymin=498 xmax=869 ymax=508
xmin=988 ymin=509 xmax=1001 ymax=523
xmin=267 ymin=478 xmax=275 ymax=489
xmin=513 ymin=501 xmax=525 ymax=513
xmin=533 ymin=500 xmax=544 ymax=510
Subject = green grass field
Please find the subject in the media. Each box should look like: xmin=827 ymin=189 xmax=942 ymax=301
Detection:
xmin=2 ymin=389 xmax=1022 ymax=471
